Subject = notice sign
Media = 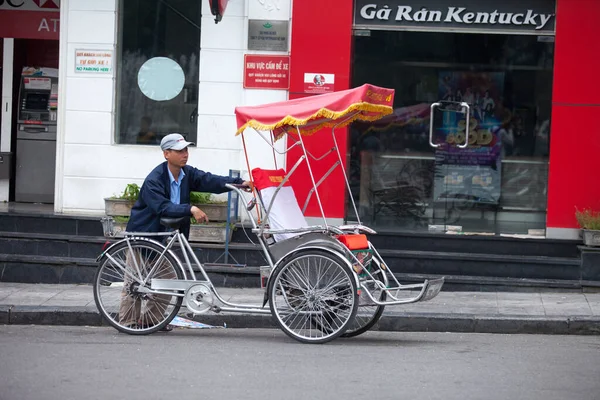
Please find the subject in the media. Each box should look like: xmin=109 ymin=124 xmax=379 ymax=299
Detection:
xmin=303 ymin=73 xmax=335 ymax=93
xmin=75 ymin=50 xmax=113 ymax=74
xmin=24 ymin=77 xmax=51 ymax=91
xmin=244 ymin=55 xmax=290 ymax=90
xmin=248 ymin=20 xmax=289 ymax=52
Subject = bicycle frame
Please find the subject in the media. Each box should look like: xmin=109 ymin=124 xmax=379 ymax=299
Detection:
xmin=114 ymin=230 xmax=273 ymax=315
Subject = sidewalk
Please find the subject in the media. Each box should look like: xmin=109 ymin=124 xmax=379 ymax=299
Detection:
xmin=1 ymin=282 xmax=599 ymax=335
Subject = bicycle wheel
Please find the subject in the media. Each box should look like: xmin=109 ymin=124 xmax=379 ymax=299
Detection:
xmin=268 ymin=249 xmax=358 ymax=344
xmin=93 ymin=239 xmax=183 ymax=335
xmin=342 ymin=255 xmax=388 ymax=338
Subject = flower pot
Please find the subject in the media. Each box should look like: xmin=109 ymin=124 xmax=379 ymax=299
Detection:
xmin=193 ymin=203 xmax=228 ymax=222
xmin=104 ymin=198 xmax=135 ymax=217
xmin=189 ymin=223 xmax=233 ymax=243
xmin=582 ymin=229 xmax=600 ymax=247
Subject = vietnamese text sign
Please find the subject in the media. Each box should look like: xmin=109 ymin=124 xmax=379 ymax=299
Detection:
xmin=248 ymin=20 xmax=289 ymax=52
xmin=354 ymin=0 xmax=556 ymax=34
xmin=244 ymin=55 xmax=290 ymax=90
xmin=75 ymin=49 xmax=113 ymax=74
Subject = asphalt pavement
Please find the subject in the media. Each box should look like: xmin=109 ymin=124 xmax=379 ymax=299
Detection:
xmin=2 ymin=326 xmax=599 ymax=400
xmin=1 ymin=282 xmax=599 ymax=335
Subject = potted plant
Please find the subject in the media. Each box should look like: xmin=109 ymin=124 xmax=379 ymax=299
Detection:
xmin=104 ymin=183 xmax=140 ymax=217
xmin=190 ymin=191 xmax=228 ymax=222
xmin=575 ymin=208 xmax=600 ymax=247
xmin=189 ymin=192 xmax=235 ymax=243
xmin=189 ymin=220 xmax=235 ymax=243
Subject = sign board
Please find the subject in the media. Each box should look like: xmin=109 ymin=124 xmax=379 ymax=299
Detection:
xmin=24 ymin=77 xmax=51 ymax=91
xmin=0 ymin=0 xmax=59 ymax=40
xmin=244 ymin=55 xmax=290 ymax=90
xmin=75 ymin=50 xmax=113 ymax=74
xmin=0 ymin=0 xmax=59 ymax=11
xmin=248 ymin=20 xmax=289 ymax=52
xmin=303 ymin=73 xmax=335 ymax=94
xmin=354 ymin=0 xmax=556 ymax=34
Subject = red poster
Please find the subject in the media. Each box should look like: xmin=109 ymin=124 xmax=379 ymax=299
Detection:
xmin=244 ymin=55 xmax=290 ymax=90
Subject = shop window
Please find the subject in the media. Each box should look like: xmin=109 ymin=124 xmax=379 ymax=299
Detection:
xmin=351 ymin=31 xmax=554 ymax=234
xmin=115 ymin=0 xmax=201 ymax=145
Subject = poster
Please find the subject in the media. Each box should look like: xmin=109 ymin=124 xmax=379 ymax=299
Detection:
xmin=303 ymin=73 xmax=334 ymax=93
xmin=75 ymin=49 xmax=113 ymax=74
xmin=433 ymin=71 xmax=506 ymax=204
xmin=243 ymin=54 xmax=290 ymax=90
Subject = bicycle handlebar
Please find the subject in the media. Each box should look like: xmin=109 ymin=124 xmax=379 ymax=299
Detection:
xmin=227 ymin=183 xmax=252 ymax=192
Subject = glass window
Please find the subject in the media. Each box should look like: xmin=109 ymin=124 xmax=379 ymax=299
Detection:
xmin=350 ymin=31 xmax=554 ymax=235
xmin=116 ymin=0 xmax=201 ymax=145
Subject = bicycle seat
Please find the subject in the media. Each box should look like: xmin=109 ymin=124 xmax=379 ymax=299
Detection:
xmin=160 ymin=217 xmax=187 ymax=229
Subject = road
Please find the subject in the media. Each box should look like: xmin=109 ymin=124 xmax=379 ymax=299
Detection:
xmin=0 ymin=326 xmax=599 ymax=400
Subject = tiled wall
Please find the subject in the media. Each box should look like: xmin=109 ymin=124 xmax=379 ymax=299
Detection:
xmin=58 ymin=0 xmax=291 ymax=214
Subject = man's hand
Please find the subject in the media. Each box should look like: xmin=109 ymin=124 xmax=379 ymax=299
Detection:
xmin=191 ymin=206 xmax=209 ymax=223
xmin=242 ymin=180 xmax=254 ymax=192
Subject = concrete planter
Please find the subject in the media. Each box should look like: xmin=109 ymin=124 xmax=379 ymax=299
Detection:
xmin=582 ymin=229 xmax=600 ymax=247
xmin=189 ymin=223 xmax=233 ymax=243
xmin=104 ymin=198 xmax=134 ymax=217
xmin=192 ymin=203 xmax=228 ymax=222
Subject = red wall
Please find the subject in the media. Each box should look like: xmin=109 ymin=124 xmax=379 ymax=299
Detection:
xmin=546 ymin=0 xmax=600 ymax=229
xmin=286 ymin=0 xmax=354 ymax=218
xmin=288 ymin=0 xmax=598 ymax=228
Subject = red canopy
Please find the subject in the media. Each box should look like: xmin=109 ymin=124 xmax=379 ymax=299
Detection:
xmin=235 ymin=84 xmax=394 ymax=138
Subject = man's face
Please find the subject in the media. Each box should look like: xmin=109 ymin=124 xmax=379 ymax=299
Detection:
xmin=164 ymin=147 xmax=189 ymax=167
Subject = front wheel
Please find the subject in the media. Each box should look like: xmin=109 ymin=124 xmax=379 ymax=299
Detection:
xmin=268 ymin=249 xmax=358 ymax=344
xmin=93 ymin=239 xmax=183 ymax=335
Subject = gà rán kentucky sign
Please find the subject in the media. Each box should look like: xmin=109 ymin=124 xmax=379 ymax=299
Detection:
xmin=354 ymin=0 xmax=556 ymax=34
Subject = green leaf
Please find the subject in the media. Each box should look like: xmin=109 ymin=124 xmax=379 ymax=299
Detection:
xmin=190 ymin=192 xmax=212 ymax=204
xmin=263 ymin=22 xmax=272 ymax=28
xmin=116 ymin=183 xmax=140 ymax=201
xmin=575 ymin=208 xmax=600 ymax=230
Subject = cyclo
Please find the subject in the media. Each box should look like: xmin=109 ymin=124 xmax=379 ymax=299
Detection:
xmin=93 ymin=84 xmax=444 ymax=344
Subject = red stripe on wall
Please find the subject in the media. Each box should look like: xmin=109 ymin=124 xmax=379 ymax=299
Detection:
xmin=0 ymin=10 xmax=60 ymax=40
xmin=546 ymin=0 xmax=600 ymax=229
xmin=287 ymin=0 xmax=354 ymax=218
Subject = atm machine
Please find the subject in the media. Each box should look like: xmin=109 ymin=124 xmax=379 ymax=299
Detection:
xmin=15 ymin=67 xmax=58 ymax=203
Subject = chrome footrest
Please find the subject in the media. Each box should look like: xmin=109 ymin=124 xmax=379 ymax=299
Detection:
xmin=421 ymin=278 xmax=444 ymax=302
xmin=363 ymin=278 xmax=444 ymax=306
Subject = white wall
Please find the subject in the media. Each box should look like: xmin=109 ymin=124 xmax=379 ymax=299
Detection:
xmin=56 ymin=0 xmax=292 ymax=215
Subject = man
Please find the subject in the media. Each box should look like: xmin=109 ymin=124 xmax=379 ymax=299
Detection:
xmin=119 ymin=133 xmax=251 ymax=330
xmin=127 ymin=133 xmax=251 ymax=237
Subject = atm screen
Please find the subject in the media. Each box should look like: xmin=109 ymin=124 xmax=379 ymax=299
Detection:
xmin=24 ymin=93 xmax=49 ymax=111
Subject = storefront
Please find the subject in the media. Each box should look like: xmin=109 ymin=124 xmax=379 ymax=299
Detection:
xmin=286 ymin=0 xmax=599 ymax=240
xmin=1 ymin=0 xmax=597 ymax=242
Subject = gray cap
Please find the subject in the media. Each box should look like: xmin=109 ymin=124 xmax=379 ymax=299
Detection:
xmin=160 ymin=133 xmax=194 ymax=151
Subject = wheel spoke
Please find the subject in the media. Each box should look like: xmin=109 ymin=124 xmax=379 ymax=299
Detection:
xmin=270 ymin=251 xmax=357 ymax=344
xmin=94 ymin=240 xmax=182 ymax=334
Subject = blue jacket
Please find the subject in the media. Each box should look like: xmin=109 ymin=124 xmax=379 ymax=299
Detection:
xmin=126 ymin=162 xmax=243 ymax=238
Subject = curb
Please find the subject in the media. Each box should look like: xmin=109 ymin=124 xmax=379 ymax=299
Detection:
xmin=2 ymin=306 xmax=600 ymax=335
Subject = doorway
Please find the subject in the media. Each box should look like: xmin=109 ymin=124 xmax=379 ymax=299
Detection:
xmin=350 ymin=30 xmax=554 ymax=235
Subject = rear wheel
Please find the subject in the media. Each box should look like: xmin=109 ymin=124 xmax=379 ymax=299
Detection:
xmin=268 ymin=250 xmax=358 ymax=344
xmin=342 ymin=255 xmax=388 ymax=337
xmin=93 ymin=239 xmax=183 ymax=335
